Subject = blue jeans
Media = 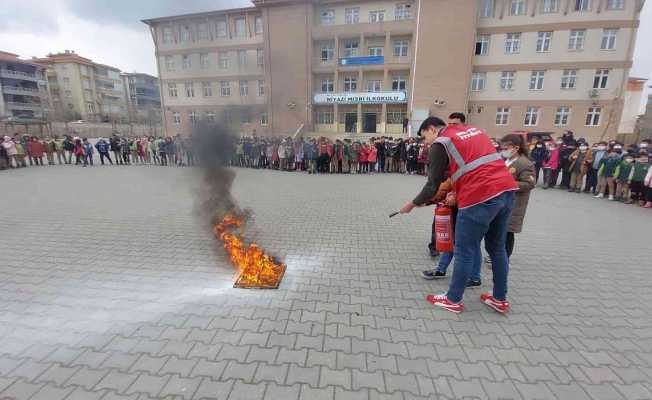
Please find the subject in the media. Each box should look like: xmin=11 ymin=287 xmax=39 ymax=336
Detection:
xmin=447 ymin=191 xmax=515 ymax=303
xmin=436 ymin=248 xmax=481 ymax=282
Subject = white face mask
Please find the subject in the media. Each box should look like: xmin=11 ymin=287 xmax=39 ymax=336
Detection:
xmin=640 ymin=143 xmax=649 ymax=148
xmin=579 ymin=146 xmax=588 ymax=152
xmin=500 ymin=149 xmax=515 ymax=160
xmin=597 ymin=146 xmax=606 ymax=151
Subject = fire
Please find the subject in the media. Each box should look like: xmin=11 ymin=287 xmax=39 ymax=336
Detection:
xmin=214 ymin=214 xmax=286 ymax=289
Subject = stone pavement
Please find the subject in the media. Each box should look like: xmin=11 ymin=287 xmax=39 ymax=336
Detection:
xmin=1 ymin=165 xmax=651 ymax=400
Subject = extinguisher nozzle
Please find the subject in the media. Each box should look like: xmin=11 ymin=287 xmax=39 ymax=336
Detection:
xmin=388 ymin=212 xmax=399 ymax=218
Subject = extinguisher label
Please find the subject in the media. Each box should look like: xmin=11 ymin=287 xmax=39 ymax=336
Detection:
xmin=435 ymin=215 xmax=451 ymax=241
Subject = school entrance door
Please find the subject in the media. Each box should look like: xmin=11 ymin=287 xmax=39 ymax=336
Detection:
xmin=345 ymin=113 xmax=357 ymax=133
xmin=363 ymin=113 xmax=377 ymax=133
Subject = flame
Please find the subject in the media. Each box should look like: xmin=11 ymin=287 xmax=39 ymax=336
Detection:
xmin=214 ymin=214 xmax=286 ymax=289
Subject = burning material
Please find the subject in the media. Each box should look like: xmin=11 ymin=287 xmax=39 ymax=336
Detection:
xmin=213 ymin=213 xmax=286 ymax=289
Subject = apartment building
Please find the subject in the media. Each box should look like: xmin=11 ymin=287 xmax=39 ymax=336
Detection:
xmin=0 ymin=51 xmax=49 ymax=122
xmin=144 ymin=0 xmax=642 ymax=141
xmin=122 ymin=72 xmax=162 ymax=123
xmin=34 ymin=51 xmax=129 ymax=123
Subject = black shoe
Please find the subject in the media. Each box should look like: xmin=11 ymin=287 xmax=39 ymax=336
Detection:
xmin=466 ymin=280 xmax=482 ymax=288
xmin=421 ymin=270 xmax=446 ymax=280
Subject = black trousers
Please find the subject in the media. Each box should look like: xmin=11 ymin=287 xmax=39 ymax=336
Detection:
xmin=99 ymin=152 xmax=113 ymax=165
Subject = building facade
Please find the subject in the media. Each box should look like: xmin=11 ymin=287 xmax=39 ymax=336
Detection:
xmin=34 ymin=51 xmax=129 ymax=123
xmin=0 ymin=51 xmax=49 ymax=122
xmin=122 ymin=72 xmax=162 ymax=124
xmin=144 ymin=0 xmax=642 ymax=142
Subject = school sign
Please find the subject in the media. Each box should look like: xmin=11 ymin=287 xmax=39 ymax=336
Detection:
xmin=313 ymin=92 xmax=407 ymax=105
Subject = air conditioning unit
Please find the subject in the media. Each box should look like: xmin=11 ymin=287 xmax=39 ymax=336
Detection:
xmin=588 ymin=89 xmax=599 ymax=98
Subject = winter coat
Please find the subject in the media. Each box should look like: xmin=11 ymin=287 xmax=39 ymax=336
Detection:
xmin=28 ymin=140 xmax=44 ymax=157
xmin=83 ymin=143 xmax=93 ymax=156
xmin=568 ymin=149 xmax=593 ymax=176
xmin=95 ymin=140 xmax=109 ymax=153
xmin=542 ymin=147 xmax=559 ymax=169
xmin=2 ymin=137 xmax=17 ymax=156
xmin=507 ymin=155 xmax=535 ymax=233
xmin=367 ymin=146 xmax=377 ymax=163
xmin=530 ymin=145 xmax=547 ymax=165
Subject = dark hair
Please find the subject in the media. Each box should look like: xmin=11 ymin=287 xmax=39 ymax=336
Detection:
xmin=500 ymin=134 xmax=529 ymax=157
xmin=448 ymin=112 xmax=466 ymax=123
xmin=417 ymin=117 xmax=446 ymax=136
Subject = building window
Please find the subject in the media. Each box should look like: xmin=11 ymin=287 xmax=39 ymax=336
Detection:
xmin=216 ymin=20 xmax=227 ymax=38
xmin=200 ymin=53 xmax=209 ymax=69
xmin=87 ymin=103 xmax=95 ymax=113
xmin=202 ymin=81 xmax=212 ymax=97
xmin=574 ymin=0 xmax=591 ymax=11
xmin=529 ymin=71 xmax=545 ymax=90
xmin=393 ymin=40 xmax=409 ymax=57
xmin=321 ymin=78 xmax=334 ymax=92
xmin=317 ymin=111 xmax=334 ymax=124
xmin=368 ymin=46 xmax=383 ymax=56
xmin=173 ymin=112 xmax=180 ymax=124
xmin=387 ymin=109 xmax=407 ymax=124
xmin=601 ymin=29 xmax=618 ymax=50
xmin=182 ymin=54 xmax=191 ymax=69
xmin=395 ymin=3 xmax=412 ymax=20
xmin=197 ymin=23 xmax=209 ymax=40
xmin=261 ymin=112 xmax=268 ymax=126
xmin=239 ymin=80 xmax=248 ymax=96
xmin=218 ymin=52 xmax=229 ymax=69
xmin=568 ymin=29 xmax=586 ymax=50
xmin=479 ymin=0 xmax=495 ymax=17
xmin=255 ymin=16 xmax=263 ymax=34
xmin=554 ymin=106 xmax=571 ymax=126
xmin=163 ymin=27 xmax=174 ymax=43
xmin=509 ymin=0 xmax=526 ymax=15
xmin=606 ymin=0 xmax=624 ymax=9
xmin=320 ymin=9 xmax=335 ymax=25
xmin=189 ymin=111 xmax=197 ymax=124
xmin=185 ymin=82 xmax=194 ymax=97
xmin=344 ymin=77 xmax=357 ymax=92
xmin=392 ymin=75 xmax=407 ymax=91
xmin=524 ymin=106 xmax=539 ymax=126
xmin=206 ymin=111 xmax=215 ymax=122
xmin=168 ymin=83 xmax=178 ymax=97
xmin=180 ymin=25 xmax=191 ymax=42
xmin=475 ymin=35 xmax=490 ymax=55
xmin=220 ymin=81 xmax=231 ymax=96
xmin=165 ymin=56 xmax=175 ymax=71
xmin=257 ymin=49 xmax=264 ymax=66
xmin=367 ymin=80 xmax=382 ymax=92
xmin=561 ymin=69 xmax=578 ymax=89
xmin=586 ymin=106 xmax=601 ymax=126
xmin=235 ymin=17 xmax=247 ymax=37
xmin=344 ymin=40 xmax=359 ymax=57
xmin=471 ymin=73 xmax=486 ymax=91
xmin=536 ymin=31 xmax=552 ymax=52
xmin=496 ymin=107 xmax=510 ymax=125
xmin=593 ymin=69 xmax=609 ymax=89
xmin=500 ymin=71 xmax=515 ymax=90
xmin=540 ymin=0 xmax=559 ymax=13
xmin=241 ymin=112 xmax=251 ymax=124
xmin=321 ymin=44 xmax=334 ymax=61
xmin=237 ymin=50 xmax=247 ymax=67
xmin=505 ymin=33 xmax=521 ymax=54
xmin=345 ymin=8 xmax=360 ymax=24
xmin=257 ymin=80 xmax=265 ymax=96
xmin=369 ymin=10 xmax=385 ymax=23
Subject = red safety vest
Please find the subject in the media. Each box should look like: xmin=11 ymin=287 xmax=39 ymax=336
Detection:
xmin=435 ymin=125 xmax=518 ymax=209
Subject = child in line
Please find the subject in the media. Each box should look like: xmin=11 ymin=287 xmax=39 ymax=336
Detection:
xmin=614 ymin=153 xmax=634 ymax=202
xmin=82 ymin=138 xmax=93 ymax=167
xmin=629 ymin=150 xmax=650 ymax=206
xmin=595 ymin=145 xmax=622 ymax=200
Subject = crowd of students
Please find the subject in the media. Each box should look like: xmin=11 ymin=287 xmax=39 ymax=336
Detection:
xmin=0 ymin=133 xmax=195 ymax=169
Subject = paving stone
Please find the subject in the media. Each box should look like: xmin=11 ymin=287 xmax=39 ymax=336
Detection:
xmin=125 ymin=373 xmax=171 ymax=397
xmin=228 ymin=380 xmax=266 ymax=400
xmin=254 ymin=363 xmax=288 ymax=384
xmin=286 ymin=364 xmax=320 ymax=386
xmin=159 ymin=375 xmax=202 ymax=399
xmin=95 ymin=369 xmax=139 ymax=392
xmin=192 ymin=377 xmax=234 ymax=400
xmin=264 ymin=382 xmax=300 ymax=400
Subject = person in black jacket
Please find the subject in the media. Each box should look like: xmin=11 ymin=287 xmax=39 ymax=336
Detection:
xmin=558 ymin=132 xmax=577 ymax=189
xmin=110 ymin=135 xmax=122 ymax=165
xmin=530 ymin=140 xmax=547 ymax=185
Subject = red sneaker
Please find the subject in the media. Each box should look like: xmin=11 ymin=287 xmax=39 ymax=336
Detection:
xmin=480 ymin=293 xmax=510 ymax=314
xmin=426 ymin=293 xmax=464 ymax=313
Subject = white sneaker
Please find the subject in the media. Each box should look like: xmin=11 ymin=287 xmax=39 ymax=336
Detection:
xmin=608 ymin=195 xmax=615 ymax=201
xmin=594 ymin=193 xmax=604 ymax=198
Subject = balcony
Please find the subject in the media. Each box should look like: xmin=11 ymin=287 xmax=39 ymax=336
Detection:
xmin=0 ymin=69 xmax=40 ymax=82
xmin=2 ymin=86 xmax=42 ymax=96
xmin=5 ymin=101 xmax=44 ymax=111
xmin=312 ymin=19 xmax=414 ymax=40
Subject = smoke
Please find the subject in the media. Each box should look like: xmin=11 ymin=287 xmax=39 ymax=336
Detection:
xmin=192 ymin=121 xmax=249 ymax=225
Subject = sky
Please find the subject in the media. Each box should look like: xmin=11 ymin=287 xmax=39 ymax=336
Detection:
xmin=0 ymin=0 xmax=651 ymax=100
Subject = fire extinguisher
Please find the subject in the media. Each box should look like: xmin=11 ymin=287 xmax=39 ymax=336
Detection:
xmin=434 ymin=203 xmax=454 ymax=252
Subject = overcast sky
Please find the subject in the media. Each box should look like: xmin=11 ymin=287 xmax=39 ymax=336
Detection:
xmin=1 ymin=0 xmax=650 ymax=96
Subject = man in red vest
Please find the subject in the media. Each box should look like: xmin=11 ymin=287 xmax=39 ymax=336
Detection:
xmin=400 ymin=116 xmax=518 ymax=314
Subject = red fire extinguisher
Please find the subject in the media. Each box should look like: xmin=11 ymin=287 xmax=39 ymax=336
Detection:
xmin=434 ymin=203 xmax=454 ymax=252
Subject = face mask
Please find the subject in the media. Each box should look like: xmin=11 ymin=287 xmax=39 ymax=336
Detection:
xmin=500 ymin=149 xmax=514 ymax=159
xmin=536 ymin=144 xmax=543 ymax=148
xmin=624 ymin=158 xmax=633 ymax=164
xmin=640 ymin=158 xmax=649 ymax=164
xmin=614 ymin=145 xmax=622 ymax=150
xmin=640 ymin=143 xmax=649 ymax=148
xmin=556 ymin=141 xmax=563 ymax=145
xmin=597 ymin=146 xmax=606 ymax=151
xmin=579 ymin=146 xmax=588 ymax=152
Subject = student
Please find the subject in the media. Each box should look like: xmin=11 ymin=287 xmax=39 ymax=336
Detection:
xmin=121 ymin=137 xmax=131 ymax=165
xmin=542 ymin=141 xmax=558 ymax=189
xmin=367 ymin=140 xmax=377 ymax=173
xmin=63 ymin=135 xmax=75 ymax=164
xmin=614 ymin=153 xmax=634 ymax=202
xmin=158 ymin=137 xmax=168 ymax=166
xmin=359 ymin=142 xmax=369 ymax=173
xmin=587 ymin=142 xmax=607 ymax=193
xmin=82 ymin=138 xmax=93 ymax=167
xmin=595 ymin=145 xmax=621 ymax=200
xmin=28 ymin=136 xmax=44 ymax=166
xmin=165 ymin=137 xmax=175 ymax=167
xmin=568 ymin=143 xmax=592 ymax=193
xmin=530 ymin=140 xmax=547 ymax=185
xmin=73 ymin=137 xmax=85 ymax=165
xmin=150 ymin=137 xmax=159 ymax=165
xmin=2 ymin=136 xmax=18 ymax=168
xmin=500 ymin=134 xmax=535 ymax=258
xmin=14 ymin=138 xmax=27 ymax=167
xmin=54 ymin=136 xmax=65 ymax=165
xmin=349 ymin=141 xmax=360 ymax=174
xmin=110 ymin=135 xmax=122 ymax=165
xmin=44 ymin=137 xmax=56 ymax=165
xmin=629 ymin=151 xmax=650 ymax=206
xmin=95 ymin=138 xmax=112 ymax=165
